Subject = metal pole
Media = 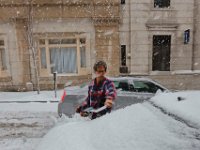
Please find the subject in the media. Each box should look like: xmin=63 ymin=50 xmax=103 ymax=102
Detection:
xmin=53 ymin=72 xmax=57 ymax=98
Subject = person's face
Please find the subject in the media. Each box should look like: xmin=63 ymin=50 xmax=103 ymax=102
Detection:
xmin=95 ymin=65 xmax=106 ymax=78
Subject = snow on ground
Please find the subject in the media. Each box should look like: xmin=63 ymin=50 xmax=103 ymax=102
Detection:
xmin=0 ymin=111 xmax=58 ymax=150
xmin=0 ymin=90 xmax=63 ymax=102
xmin=150 ymin=91 xmax=200 ymax=128
xmin=1 ymin=90 xmax=200 ymax=150
xmin=0 ymin=90 xmax=63 ymax=150
xmin=0 ymin=103 xmax=57 ymax=112
xmin=36 ymin=102 xmax=200 ymax=150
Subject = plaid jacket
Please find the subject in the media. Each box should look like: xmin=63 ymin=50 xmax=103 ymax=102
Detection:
xmin=81 ymin=78 xmax=117 ymax=110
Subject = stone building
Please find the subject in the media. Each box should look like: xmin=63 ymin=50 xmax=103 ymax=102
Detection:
xmin=119 ymin=0 xmax=200 ymax=90
xmin=0 ymin=0 xmax=120 ymax=90
xmin=0 ymin=0 xmax=200 ymax=91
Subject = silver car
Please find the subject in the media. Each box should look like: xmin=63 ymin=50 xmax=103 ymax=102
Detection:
xmin=58 ymin=77 xmax=169 ymax=117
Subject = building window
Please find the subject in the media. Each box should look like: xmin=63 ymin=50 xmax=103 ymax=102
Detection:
xmin=152 ymin=35 xmax=171 ymax=71
xmin=121 ymin=45 xmax=126 ymax=66
xmin=50 ymin=47 xmax=77 ymax=73
xmin=154 ymin=0 xmax=170 ymax=8
xmin=121 ymin=0 xmax=125 ymax=4
xmin=0 ymin=39 xmax=7 ymax=70
xmin=40 ymin=47 xmax=47 ymax=69
xmin=80 ymin=38 xmax=86 ymax=68
xmin=80 ymin=46 xmax=86 ymax=68
xmin=39 ymin=37 xmax=86 ymax=74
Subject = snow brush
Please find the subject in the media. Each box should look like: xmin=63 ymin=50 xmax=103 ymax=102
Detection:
xmin=82 ymin=106 xmax=109 ymax=120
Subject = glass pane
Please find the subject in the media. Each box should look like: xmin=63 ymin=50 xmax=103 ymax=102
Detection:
xmin=0 ymin=48 xmax=7 ymax=70
xmin=39 ymin=39 xmax=45 ymax=45
xmin=133 ymin=81 xmax=150 ymax=93
xmin=50 ymin=48 xmax=62 ymax=73
xmin=50 ymin=47 xmax=77 ymax=74
xmin=62 ymin=47 xmax=77 ymax=73
xmin=80 ymin=38 xmax=86 ymax=44
xmin=80 ymin=47 xmax=86 ymax=68
xmin=113 ymin=81 xmax=120 ymax=89
xmin=121 ymin=45 xmax=126 ymax=66
xmin=61 ymin=39 xmax=76 ymax=44
xmin=154 ymin=0 xmax=170 ymax=8
xmin=40 ymin=47 xmax=47 ymax=69
xmin=49 ymin=39 xmax=76 ymax=44
xmin=142 ymin=81 xmax=164 ymax=93
xmin=153 ymin=35 xmax=171 ymax=71
xmin=49 ymin=39 xmax=61 ymax=44
xmin=0 ymin=40 xmax=4 ymax=46
xmin=118 ymin=81 xmax=129 ymax=91
xmin=134 ymin=81 xmax=149 ymax=89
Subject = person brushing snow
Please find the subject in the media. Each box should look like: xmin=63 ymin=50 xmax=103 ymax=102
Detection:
xmin=76 ymin=60 xmax=117 ymax=119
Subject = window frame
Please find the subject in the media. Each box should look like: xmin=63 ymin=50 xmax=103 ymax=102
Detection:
xmin=0 ymin=37 xmax=7 ymax=71
xmin=154 ymin=0 xmax=170 ymax=8
xmin=121 ymin=45 xmax=126 ymax=66
xmin=37 ymin=35 xmax=88 ymax=76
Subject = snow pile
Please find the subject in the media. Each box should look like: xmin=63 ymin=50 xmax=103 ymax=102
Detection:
xmin=150 ymin=91 xmax=200 ymax=128
xmin=36 ymin=103 xmax=196 ymax=150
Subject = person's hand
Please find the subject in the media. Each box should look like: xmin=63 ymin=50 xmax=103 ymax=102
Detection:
xmin=104 ymin=99 xmax=113 ymax=108
xmin=76 ymin=106 xmax=82 ymax=113
xmin=80 ymin=111 xmax=89 ymax=117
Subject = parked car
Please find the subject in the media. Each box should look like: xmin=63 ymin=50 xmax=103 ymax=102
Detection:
xmin=58 ymin=77 xmax=169 ymax=117
xmin=110 ymin=77 xmax=168 ymax=94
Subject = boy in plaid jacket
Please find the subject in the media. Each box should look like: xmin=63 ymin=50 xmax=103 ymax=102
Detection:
xmin=76 ymin=61 xmax=117 ymax=118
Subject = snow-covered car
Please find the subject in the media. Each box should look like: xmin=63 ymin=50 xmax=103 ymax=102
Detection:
xmin=58 ymin=77 xmax=169 ymax=117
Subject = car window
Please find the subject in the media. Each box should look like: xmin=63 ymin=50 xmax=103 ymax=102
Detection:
xmin=113 ymin=80 xmax=129 ymax=91
xmin=79 ymin=82 xmax=89 ymax=88
xmin=113 ymin=81 xmax=120 ymax=88
xmin=144 ymin=81 xmax=164 ymax=93
xmin=133 ymin=80 xmax=163 ymax=93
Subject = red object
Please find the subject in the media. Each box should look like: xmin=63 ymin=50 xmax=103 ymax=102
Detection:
xmin=61 ymin=90 xmax=66 ymax=102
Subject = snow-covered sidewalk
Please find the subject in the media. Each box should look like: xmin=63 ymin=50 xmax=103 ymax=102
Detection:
xmin=150 ymin=91 xmax=200 ymax=129
xmin=0 ymin=90 xmax=63 ymax=102
xmin=0 ymin=91 xmax=63 ymax=150
xmin=0 ymin=90 xmax=63 ymax=112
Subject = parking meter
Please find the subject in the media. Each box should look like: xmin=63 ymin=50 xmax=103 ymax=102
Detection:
xmin=53 ymin=72 xmax=57 ymax=98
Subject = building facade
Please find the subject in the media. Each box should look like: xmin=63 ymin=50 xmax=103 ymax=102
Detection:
xmin=0 ymin=0 xmax=200 ymax=91
xmin=0 ymin=0 xmax=120 ymax=90
xmin=119 ymin=0 xmax=200 ymax=90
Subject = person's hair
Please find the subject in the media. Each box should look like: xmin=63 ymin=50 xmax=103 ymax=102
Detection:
xmin=93 ymin=60 xmax=107 ymax=72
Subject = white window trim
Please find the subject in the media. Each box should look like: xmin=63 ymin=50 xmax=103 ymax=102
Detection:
xmin=37 ymin=34 xmax=90 ymax=77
